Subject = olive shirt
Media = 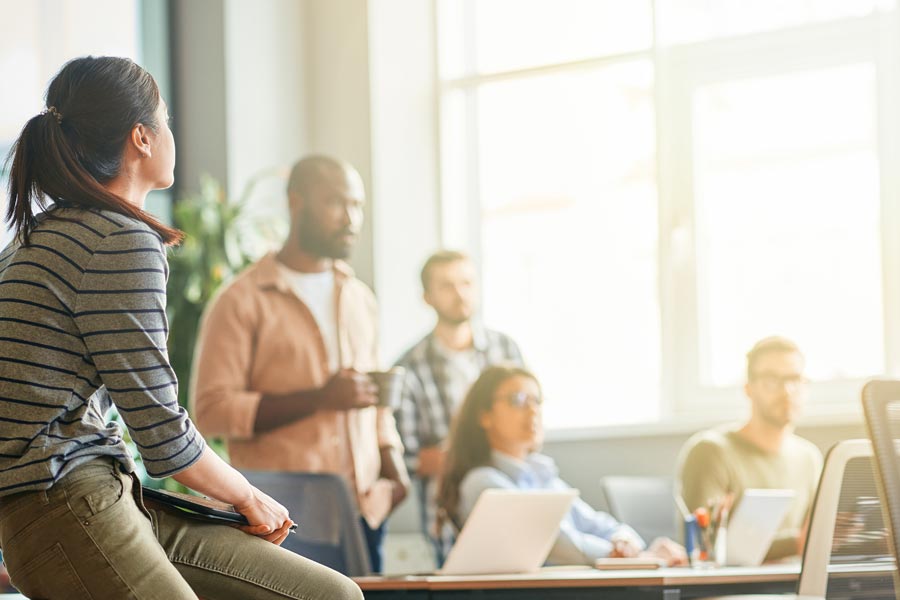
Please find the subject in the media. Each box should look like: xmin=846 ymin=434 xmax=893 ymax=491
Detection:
xmin=677 ymin=426 xmax=823 ymax=560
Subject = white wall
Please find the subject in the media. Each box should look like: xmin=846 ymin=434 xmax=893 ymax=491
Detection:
xmin=223 ymin=0 xmax=309 ymax=222
xmin=304 ymin=0 xmax=375 ymax=287
xmin=293 ymin=0 xmax=442 ymax=361
xmin=368 ymin=0 xmax=442 ymax=363
xmin=173 ymin=0 xmax=308 ymax=238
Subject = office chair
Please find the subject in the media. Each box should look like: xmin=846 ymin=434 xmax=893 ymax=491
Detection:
xmin=240 ymin=470 xmax=372 ymax=576
xmin=863 ymin=380 xmax=900 ymax=598
xmin=699 ymin=438 xmax=894 ymax=600
xmin=601 ymin=476 xmax=679 ymax=543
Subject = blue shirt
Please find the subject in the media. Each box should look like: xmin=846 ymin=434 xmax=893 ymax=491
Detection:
xmin=458 ymin=450 xmax=645 ymax=565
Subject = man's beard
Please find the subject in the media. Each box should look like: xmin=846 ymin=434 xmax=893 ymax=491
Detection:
xmin=437 ymin=309 xmax=472 ymax=326
xmin=759 ymin=404 xmax=793 ymax=429
xmin=297 ymin=218 xmax=353 ymax=259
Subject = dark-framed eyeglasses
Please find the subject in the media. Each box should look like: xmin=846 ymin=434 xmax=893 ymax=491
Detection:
xmin=750 ymin=372 xmax=810 ymax=391
xmin=499 ymin=391 xmax=543 ymax=409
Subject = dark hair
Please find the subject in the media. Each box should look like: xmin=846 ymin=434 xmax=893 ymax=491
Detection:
xmin=420 ymin=250 xmax=470 ymax=291
xmin=435 ymin=363 xmax=539 ymax=532
xmin=5 ymin=56 xmax=182 ymax=245
xmin=746 ymin=336 xmax=802 ymax=379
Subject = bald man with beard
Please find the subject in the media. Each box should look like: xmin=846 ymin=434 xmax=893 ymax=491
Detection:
xmin=191 ymin=155 xmax=409 ymax=572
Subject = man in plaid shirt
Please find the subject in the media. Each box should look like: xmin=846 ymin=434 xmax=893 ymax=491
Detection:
xmin=394 ymin=250 xmax=524 ymax=562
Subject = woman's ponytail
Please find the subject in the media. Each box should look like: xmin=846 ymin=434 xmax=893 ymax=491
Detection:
xmin=5 ymin=114 xmax=51 ymax=246
xmin=4 ymin=57 xmax=183 ymax=246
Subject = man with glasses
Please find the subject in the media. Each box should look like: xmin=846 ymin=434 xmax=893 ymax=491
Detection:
xmin=676 ymin=336 xmax=823 ymax=560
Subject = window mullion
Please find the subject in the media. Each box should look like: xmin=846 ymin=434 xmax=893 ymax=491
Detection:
xmin=876 ymin=9 xmax=900 ymax=377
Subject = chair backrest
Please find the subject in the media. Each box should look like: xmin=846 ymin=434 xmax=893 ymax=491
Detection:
xmin=863 ymin=380 xmax=900 ymax=597
xmin=601 ymin=476 xmax=679 ymax=543
xmin=797 ymin=439 xmax=894 ymax=598
xmin=692 ymin=439 xmax=892 ymax=600
xmin=240 ymin=470 xmax=372 ymax=576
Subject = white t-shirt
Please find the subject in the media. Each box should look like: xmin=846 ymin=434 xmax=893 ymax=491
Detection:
xmin=279 ymin=264 xmax=340 ymax=373
xmin=432 ymin=338 xmax=481 ymax=412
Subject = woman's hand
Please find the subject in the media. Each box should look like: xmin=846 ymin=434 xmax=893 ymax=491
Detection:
xmin=641 ymin=537 xmax=689 ymax=566
xmin=233 ymin=486 xmax=295 ymax=545
xmin=170 ymin=447 xmax=294 ymax=545
xmin=608 ymin=536 xmax=642 ymax=558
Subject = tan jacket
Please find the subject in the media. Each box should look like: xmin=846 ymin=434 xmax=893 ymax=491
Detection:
xmin=190 ymin=253 xmax=402 ymax=527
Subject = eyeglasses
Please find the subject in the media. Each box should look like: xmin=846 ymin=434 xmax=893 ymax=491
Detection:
xmin=499 ymin=391 xmax=543 ymax=409
xmin=750 ymin=372 xmax=810 ymax=392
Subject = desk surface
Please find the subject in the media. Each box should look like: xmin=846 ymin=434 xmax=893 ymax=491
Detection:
xmin=355 ymin=563 xmax=801 ymax=591
xmin=356 ymin=561 xmax=894 ymax=592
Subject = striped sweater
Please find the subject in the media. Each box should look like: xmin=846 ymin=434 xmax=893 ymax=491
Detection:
xmin=0 ymin=207 xmax=204 ymax=496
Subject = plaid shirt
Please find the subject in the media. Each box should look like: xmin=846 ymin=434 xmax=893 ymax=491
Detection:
xmin=393 ymin=326 xmax=523 ymax=472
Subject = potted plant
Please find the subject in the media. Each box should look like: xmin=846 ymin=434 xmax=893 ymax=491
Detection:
xmin=166 ymin=170 xmax=287 ymax=409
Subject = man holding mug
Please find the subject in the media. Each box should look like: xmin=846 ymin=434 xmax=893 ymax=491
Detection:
xmin=191 ymin=155 xmax=409 ymax=572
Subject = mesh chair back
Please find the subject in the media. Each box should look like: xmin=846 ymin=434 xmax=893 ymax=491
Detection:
xmin=863 ymin=380 xmax=900 ymax=598
xmin=695 ymin=439 xmax=893 ymax=600
xmin=601 ymin=476 xmax=678 ymax=543
xmin=798 ymin=439 xmax=894 ymax=599
xmin=241 ymin=470 xmax=372 ymax=576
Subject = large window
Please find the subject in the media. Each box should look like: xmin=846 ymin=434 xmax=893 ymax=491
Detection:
xmin=437 ymin=0 xmax=900 ymax=430
xmin=693 ymin=66 xmax=883 ymax=386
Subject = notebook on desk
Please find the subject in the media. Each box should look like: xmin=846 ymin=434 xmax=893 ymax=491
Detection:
xmin=438 ymin=489 xmax=578 ymax=576
xmin=726 ymin=488 xmax=795 ymax=566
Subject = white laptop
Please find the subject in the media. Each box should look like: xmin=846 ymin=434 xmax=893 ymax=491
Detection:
xmin=726 ymin=488 xmax=796 ymax=566
xmin=439 ymin=488 xmax=578 ymax=576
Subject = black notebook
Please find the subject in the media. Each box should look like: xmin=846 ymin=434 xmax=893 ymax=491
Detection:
xmin=141 ymin=487 xmax=250 ymax=525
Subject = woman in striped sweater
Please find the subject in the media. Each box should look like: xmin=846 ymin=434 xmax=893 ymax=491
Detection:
xmin=0 ymin=56 xmax=361 ymax=600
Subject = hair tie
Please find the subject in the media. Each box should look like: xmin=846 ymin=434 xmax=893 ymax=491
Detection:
xmin=42 ymin=106 xmax=63 ymax=124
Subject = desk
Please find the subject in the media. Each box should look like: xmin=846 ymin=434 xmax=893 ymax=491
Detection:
xmin=356 ymin=563 xmax=895 ymax=599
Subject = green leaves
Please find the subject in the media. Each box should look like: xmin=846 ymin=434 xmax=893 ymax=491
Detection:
xmin=158 ymin=172 xmax=285 ymax=490
xmin=165 ymin=174 xmax=255 ymax=410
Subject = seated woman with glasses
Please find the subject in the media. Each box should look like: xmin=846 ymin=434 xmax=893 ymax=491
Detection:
xmin=435 ymin=364 xmax=687 ymax=566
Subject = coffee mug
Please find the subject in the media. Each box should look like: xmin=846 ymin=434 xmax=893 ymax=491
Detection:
xmin=367 ymin=367 xmax=406 ymax=409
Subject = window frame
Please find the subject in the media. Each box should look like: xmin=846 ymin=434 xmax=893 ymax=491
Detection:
xmin=435 ymin=3 xmax=900 ymax=434
xmin=657 ymin=13 xmax=900 ymax=421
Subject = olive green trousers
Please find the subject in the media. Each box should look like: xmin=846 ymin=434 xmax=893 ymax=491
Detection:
xmin=0 ymin=458 xmax=362 ymax=600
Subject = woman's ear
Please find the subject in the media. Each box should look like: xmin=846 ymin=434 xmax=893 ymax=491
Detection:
xmin=478 ymin=410 xmax=493 ymax=431
xmin=130 ymin=123 xmax=152 ymax=158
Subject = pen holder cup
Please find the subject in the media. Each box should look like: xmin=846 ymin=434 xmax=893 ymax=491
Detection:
xmin=685 ymin=517 xmax=726 ymax=568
